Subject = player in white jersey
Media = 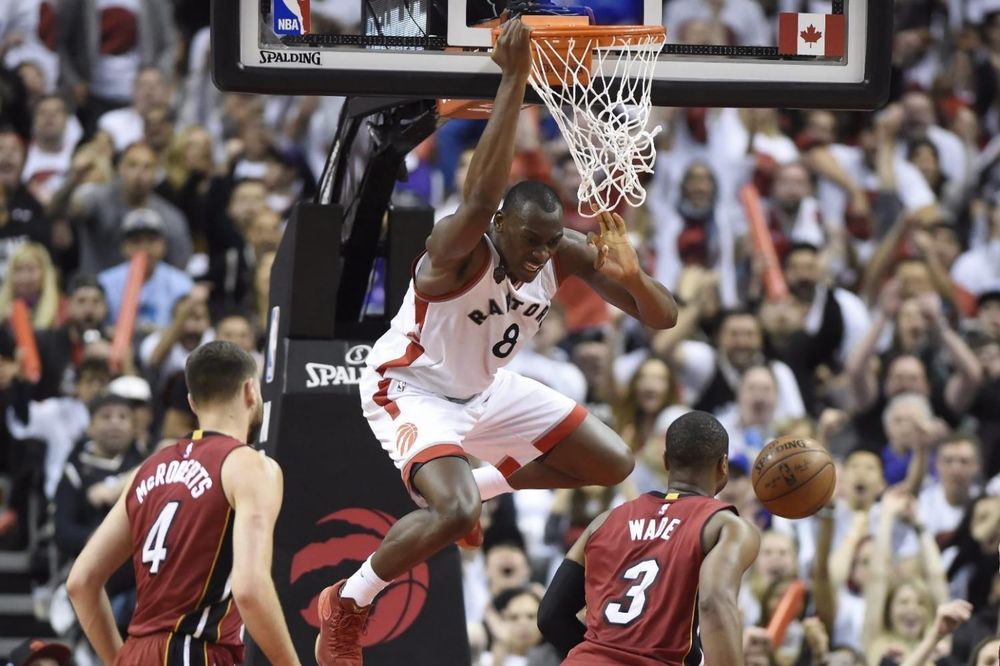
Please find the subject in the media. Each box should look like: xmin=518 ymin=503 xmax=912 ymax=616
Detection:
xmin=315 ymin=19 xmax=679 ymax=666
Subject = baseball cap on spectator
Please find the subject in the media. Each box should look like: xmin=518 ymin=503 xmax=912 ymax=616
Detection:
xmin=108 ymin=375 xmax=152 ymax=403
xmin=122 ymin=207 xmax=164 ymax=237
xmin=6 ymin=638 xmax=71 ymax=666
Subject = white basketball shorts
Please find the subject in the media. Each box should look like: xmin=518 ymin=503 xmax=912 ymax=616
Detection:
xmin=360 ymin=367 xmax=587 ymax=502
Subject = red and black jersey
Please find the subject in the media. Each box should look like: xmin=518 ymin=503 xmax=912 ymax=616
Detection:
xmin=125 ymin=431 xmax=246 ymax=662
xmin=565 ymin=492 xmax=735 ymax=666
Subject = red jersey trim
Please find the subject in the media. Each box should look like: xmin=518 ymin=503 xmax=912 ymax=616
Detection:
xmin=372 ymin=378 xmax=401 ymax=420
xmin=411 ymin=245 xmax=492 ymax=303
xmin=497 ymin=455 xmax=522 ymax=478
xmin=533 ymin=404 xmax=588 ymax=454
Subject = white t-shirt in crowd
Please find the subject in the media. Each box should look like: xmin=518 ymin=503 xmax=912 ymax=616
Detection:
xmin=90 ymin=0 xmax=142 ymax=102
xmin=918 ymin=483 xmax=977 ymax=540
xmin=833 ymin=588 xmax=866 ymax=652
xmin=97 ymin=106 xmax=144 ymax=152
xmin=22 ymin=139 xmax=74 ymax=203
xmin=951 ymin=240 xmax=1000 ymax=296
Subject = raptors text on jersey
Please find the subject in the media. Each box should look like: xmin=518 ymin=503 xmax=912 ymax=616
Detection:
xmin=367 ymin=236 xmax=561 ymax=400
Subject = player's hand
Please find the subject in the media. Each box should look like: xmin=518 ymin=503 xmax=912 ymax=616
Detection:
xmin=492 ymin=19 xmax=533 ymax=79
xmin=588 ymin=211 xmax=641 ymax=283
xmin=932 ymin=600 xmax=972 ymax=639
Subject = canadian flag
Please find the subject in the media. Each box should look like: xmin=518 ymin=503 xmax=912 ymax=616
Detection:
xmin=778 ymin=13 xmax=845 ymax=57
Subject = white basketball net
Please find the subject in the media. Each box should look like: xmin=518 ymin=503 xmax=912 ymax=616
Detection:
xmin=528 ymin=31 xmax=665 ymax=217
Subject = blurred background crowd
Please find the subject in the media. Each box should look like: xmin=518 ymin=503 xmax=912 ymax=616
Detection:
xmin=2 ymin=0 xmax=1000 ymax=665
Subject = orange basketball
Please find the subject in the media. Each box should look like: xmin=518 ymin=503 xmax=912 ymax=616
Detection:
xmin=751 ymin=436 xmax=836 ymax=519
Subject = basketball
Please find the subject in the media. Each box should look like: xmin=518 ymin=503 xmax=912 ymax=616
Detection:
xmin=751 ymin=436 xmax=836 ymax=519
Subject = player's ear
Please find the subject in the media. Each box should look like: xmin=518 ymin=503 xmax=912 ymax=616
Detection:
xmin=493 ymin=210 xmax=504 ymax=231
xmin=243 ymin=378 xmax=256 ymax=407
xmin=187 ymin=393 xmax=197 ymax=415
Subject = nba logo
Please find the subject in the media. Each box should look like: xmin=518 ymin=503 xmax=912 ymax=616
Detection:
xmin=274 ymin=0 xmax=310 ymax=35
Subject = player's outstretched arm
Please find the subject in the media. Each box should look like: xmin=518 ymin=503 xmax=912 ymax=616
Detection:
xmin=66 ymin=493 xmax=131 ymax=664
xmin=425 ymin=19 xmax=532 ymax=266
xmin=223 ymin=448 xmax=301 ymax=666
xmin=557 ymin=213 xmax=678 ymax=329
xmin=537 ymin=511 xmax=610 ymax=656
xmin=698 ymin=511 xmax=760 ymax=666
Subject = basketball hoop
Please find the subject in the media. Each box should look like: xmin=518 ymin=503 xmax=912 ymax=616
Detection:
xmin=439 ymin=18 xmax=666 ymax=217
xmin=525 ymin=22 xmax=665 ymax=217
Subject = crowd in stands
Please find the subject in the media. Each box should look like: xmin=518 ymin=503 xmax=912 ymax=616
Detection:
xmin=2 ymin=0 xmax=1000 ymax=664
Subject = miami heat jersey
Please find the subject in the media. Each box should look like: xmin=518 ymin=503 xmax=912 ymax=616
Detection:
xmin=366 ymin=236 xmax=560 ymax=399
xmin=565 ymin=492 xmax=735 ymax=666
xmin=125 ymin=431 xmax=246 ymax=661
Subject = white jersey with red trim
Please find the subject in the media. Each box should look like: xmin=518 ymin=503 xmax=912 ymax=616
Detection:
xmin=366 ymin=236 xmax=561 ymax=400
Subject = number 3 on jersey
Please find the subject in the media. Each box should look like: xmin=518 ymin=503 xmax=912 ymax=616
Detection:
xmin=142 ymin=501 xmax=180 ymax=574
xmin=492 ymin=323 xmax=520 ymax=359
xmin=604 ymin=559 xmax=661 ymax=625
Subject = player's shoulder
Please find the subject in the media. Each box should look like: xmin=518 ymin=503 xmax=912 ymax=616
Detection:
xmin=702 ymin=508 xmax=756 ymax=552
xmin=221 ymin=445 xmax=280 ymax=479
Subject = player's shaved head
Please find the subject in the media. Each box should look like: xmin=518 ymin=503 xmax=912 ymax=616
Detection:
xmin=664 ymin=410 xmax=729 ymax=471
xmin=186 ymin=340 xmax=259 ymax=407
xmin=501 ymin=180 xmax=562 ymax=218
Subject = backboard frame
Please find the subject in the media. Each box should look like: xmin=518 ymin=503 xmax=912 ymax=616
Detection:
xmin=211 ymin=0 xmax=892 ymax=110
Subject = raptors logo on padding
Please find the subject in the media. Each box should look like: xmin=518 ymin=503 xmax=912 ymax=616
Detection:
xmin=290 ymin=508 xmax=429 ymax=646
xmin=395 ymin=423 xmax=418 ymax=456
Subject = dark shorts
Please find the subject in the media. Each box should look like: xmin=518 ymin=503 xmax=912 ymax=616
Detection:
xmin=114 ymin=633 xmax=242 ymax=665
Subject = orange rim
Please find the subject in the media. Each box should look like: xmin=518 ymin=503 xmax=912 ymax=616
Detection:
xmin=493 ymin=24 xmax=665 ymax=48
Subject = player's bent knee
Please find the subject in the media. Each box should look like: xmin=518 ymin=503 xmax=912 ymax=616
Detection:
xmin=428 ymin=494 xmax=481 ymax=541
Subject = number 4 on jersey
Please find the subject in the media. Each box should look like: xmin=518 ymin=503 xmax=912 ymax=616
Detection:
xmin=142 ymin=501 xmax=180 ymax=574
xmin=604 ymin=559 xmax=661 ymax=625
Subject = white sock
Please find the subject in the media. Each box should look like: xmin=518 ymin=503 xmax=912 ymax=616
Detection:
xmin=473 ymin=464 xmax=515 ymax=502
xmin=340 ymin=555 xmax=390 ymax=607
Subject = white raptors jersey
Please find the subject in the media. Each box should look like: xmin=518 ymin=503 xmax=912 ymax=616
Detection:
xmin=367 ymin=236 xmax=560 ymax=400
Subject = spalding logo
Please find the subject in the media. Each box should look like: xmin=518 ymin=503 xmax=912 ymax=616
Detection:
xmin=753 ymin=439 xmax=808 ymax=473
xmin=345 ymin=345 xmax=372 ymax=366
xmin=290 ymin=508 xmax=429 ymax=645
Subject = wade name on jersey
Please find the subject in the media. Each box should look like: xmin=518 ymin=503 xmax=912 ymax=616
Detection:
xmin=134 ymin=459 xmax=213 ymax=503
xmin=467 ymin=294 xmax=551 ymax=326
xmin=627 ymin=515 xmax=683 ymax=542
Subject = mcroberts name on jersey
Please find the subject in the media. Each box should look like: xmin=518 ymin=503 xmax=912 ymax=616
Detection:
xmin=135 ymin=459 xmax=212 ymax=503
xmin=628 ymin=516 xmax=683 ymax=542
xmin=467 ymin=294 xmax=550 ymax=326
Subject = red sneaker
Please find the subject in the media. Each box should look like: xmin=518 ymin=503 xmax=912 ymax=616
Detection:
xmin=314 ymin=580 xmax=370 ymax=666
xmin=456 ymin=520 xmax=483 ymax=549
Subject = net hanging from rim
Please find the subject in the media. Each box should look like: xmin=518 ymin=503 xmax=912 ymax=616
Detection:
xmin=525 ymin=25 xmax=666 ymax=217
